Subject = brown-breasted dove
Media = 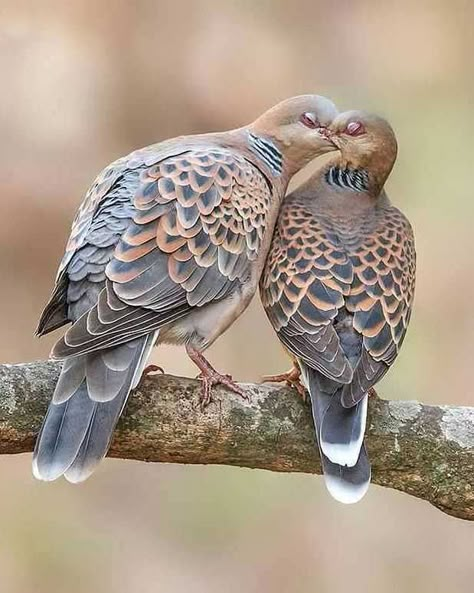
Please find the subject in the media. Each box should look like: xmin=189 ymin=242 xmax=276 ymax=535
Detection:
xmin=34 ymin=95 xmax=339 ymax=482
xmin=260 ymin=111 xmax=416 ymax=503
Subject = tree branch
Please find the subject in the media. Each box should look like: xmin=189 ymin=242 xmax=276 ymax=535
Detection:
xmin=1 ymin=361 xmax=473 ymax=520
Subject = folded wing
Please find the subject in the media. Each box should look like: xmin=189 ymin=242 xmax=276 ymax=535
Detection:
xmin=51 ymin=148 xmax=272 ymax=358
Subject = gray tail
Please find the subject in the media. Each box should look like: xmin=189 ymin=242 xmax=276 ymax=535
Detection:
xmin=33 ymin=332 xmax=157 ymax=483
xmin=300 ymin=362 xmax=370 ymax=504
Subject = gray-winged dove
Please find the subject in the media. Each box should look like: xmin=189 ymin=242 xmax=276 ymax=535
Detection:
xmin=34 ymin=95 xmax=339 ymax=482
xmin=260 ymin=111 xmax=416 ymax=503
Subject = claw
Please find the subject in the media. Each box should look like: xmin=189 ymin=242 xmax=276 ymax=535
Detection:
xmin=368 ymin=387 xmax=379 ymax=398
xmin=186 ymin=345 xmax=248 ymax=410
xmin=198 ymin=370 xmax=247 ymax=410
xmin=143 ymin=364 xmax=165 ymax=376
xmin=136 ymin=364 xmax=165 ymax=388
xmin=262 ymin=365 xmax=307 ymax=401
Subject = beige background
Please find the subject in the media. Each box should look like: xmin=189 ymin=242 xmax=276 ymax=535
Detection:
xmin=1 ymin=1 xmax=473 ymax=591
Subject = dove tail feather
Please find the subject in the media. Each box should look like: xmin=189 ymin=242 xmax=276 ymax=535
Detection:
xmin=320 ymin=391 xmax=368 ymax=468
xmin=320 ymin=446 xmax=371 ymax=504
xmin=299 ymin=362 xmax=371 ymax=504
xmin=33 ymin=332 xmax=157 ymax=482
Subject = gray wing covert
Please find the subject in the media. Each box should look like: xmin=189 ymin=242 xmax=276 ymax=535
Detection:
xmin=36 ymin=155 xmax=139 ymax=335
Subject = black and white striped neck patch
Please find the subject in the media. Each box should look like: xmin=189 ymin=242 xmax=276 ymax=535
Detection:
xmin=325 ymin=166 xmax=369 ymax=192
xmin=248 ymin=132 xmax=283 ymax=175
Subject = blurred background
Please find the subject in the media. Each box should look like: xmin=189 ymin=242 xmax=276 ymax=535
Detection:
xmin=1 ymin=0 xmax=473 ymax=591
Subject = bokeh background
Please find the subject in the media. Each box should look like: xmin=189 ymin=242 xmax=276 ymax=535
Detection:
xmin=1 ymin=0 xmax=473 ymax=591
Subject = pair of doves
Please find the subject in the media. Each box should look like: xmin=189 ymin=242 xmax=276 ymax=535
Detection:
xmin=33 ymin=95 xmax=416 ymax=504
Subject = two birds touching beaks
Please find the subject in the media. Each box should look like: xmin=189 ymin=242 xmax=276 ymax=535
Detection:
xmin=33 ymin=95 xmax=416 ymax=505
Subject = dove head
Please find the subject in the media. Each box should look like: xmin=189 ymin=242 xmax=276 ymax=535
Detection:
xmin=327 ymin=110 xmax=398 ymax=195
xmin=248 ymin=95 xmax=339 ymax=176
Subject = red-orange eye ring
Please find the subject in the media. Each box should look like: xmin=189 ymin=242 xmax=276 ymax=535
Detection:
xmin=345 ymin=121 xmax=365 ymax=136
xmin=300 ymin=112 xmax=320 ymax=129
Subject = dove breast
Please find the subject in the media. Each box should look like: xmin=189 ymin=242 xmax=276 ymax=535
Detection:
xmin=159 ymin=280 xmax=255 ymax=349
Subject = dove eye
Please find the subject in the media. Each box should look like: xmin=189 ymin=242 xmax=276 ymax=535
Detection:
xmin=300 ymin=112 xmax=320 ymax=129
xmin=345 ymin=121 xmax=365 ymax=136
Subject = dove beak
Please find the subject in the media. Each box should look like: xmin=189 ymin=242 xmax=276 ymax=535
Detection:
xmin=317 ymin=127 xmax=339 ymax=147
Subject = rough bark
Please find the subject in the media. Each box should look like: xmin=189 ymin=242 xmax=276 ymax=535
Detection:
xmin=0 ymin=361 xmax=473 ymax=520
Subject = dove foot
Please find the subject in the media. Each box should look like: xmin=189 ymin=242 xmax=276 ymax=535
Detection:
xmin=186 ymin=345 xmax=247 ymax=410
xmin=136 ymin=364 xmax=165 ymax=388
xmin=262 ymin=365 xmax=307 ymax=401
xmin=196 ymin=370 xmax=247 ymax=410
xmin=368 ymin=387 xmax=379 ymax=398
xmin=143 ymin=364 xmax=165 ymax=376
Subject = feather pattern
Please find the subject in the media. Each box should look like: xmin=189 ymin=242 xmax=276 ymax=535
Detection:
xmin=325 ymin=166 xmax=369 ymax=192
xmin=248 ymin=132 xmax=283 ymax=175
xmin=261 ymin=191 xmax=415 ymax=397
xmin=48 ymin=147 xmax=272 ymax=359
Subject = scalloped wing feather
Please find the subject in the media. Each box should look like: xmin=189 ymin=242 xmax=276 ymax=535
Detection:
xmin=53 ymin=147 xmax=273 ymax=358
xmin=261 ymin=199 xmax=415 ymax=398
xmin=260 ymin=199 xmax=353 ymax=384
xmin=341 ymin=207 xmax=416 ymax=406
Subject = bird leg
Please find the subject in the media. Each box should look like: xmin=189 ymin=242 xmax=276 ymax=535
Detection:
xmin=262 ymin=364 xmax=307 ymax=401
xmin=186 ymin=345 xmax=248 ymax=410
